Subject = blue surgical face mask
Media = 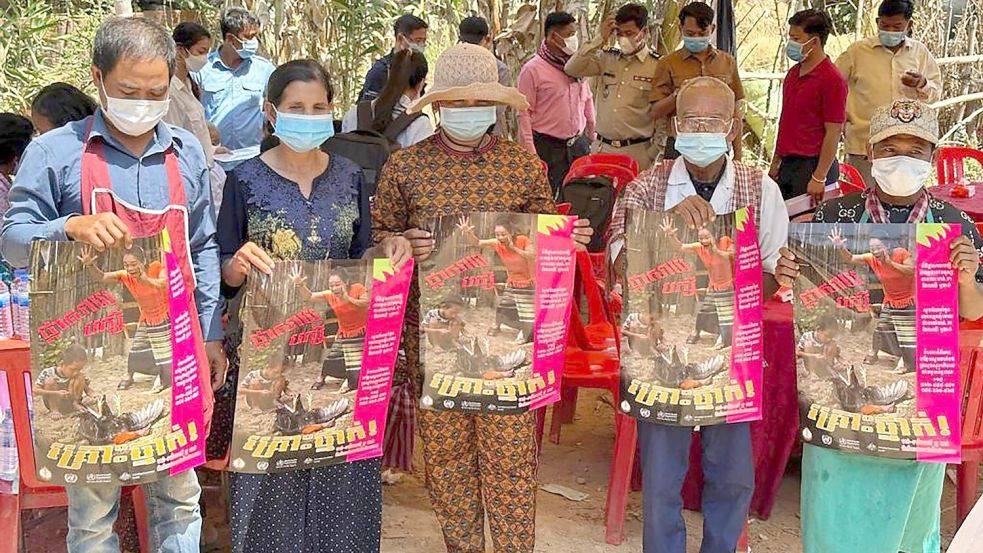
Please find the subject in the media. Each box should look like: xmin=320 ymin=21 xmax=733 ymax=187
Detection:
xmin=235 ymin=36 xmax=259 ymax=59
xmin=786 ymin=38 xmax=812 ymax=62
xmin=878 ymin=30 xmax=906 ymax=48
xmin=273 ymin=110 xmax=335 ymax=153
xmin=682 ymin=36 xmax=711 ymax=54
xmin=674 ymin=132 xmax=730 ymax=168
xmin=439 ymin=106 xmax=497 ymax=142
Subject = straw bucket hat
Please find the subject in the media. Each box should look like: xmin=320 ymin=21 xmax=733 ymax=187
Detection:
xmin=408 ymin=43 xmax=529 ymax=113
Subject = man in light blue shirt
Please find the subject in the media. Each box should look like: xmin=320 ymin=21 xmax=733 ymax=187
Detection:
xmin=194 ymin=7 xmax=275 ymax=169
xmin=1 ymin=17 xmax=224 ymax=553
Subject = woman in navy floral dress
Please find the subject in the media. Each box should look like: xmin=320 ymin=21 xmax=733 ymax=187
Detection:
xmin=216 ymin=60 xmax=409 ymax=553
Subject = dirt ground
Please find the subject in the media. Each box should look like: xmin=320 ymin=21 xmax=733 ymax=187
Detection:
xmin=19 ymin=388 xmax=972 ymax=552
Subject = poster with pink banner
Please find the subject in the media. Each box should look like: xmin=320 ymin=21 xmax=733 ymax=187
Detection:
xmin=229 ymin=258 xmax=412 ymax=473
xmin=789 ymin=223 xmax=960 ymax=462
xmin=418 ymin=212 xmax=576 ymax=414
xmin=618 ymin=207 xmax=763 ymax=426
xmin=27 ymin=232 xmax=205 ymax=485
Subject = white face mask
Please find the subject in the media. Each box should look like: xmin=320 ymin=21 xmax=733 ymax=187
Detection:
xmin=871 ymin=155 xmax=932 ymax=197
xmin=439 ymin=106 xmax=497 ymax=143
xmin=99 ymin=80 xmax=170 ymax=137
xmin=561 ymin=34 xmax=580 ymax=55
xmin=185 ymin=51 xmax=208 ymax=73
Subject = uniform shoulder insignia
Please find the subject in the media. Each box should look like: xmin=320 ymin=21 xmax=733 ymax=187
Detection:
xmin=603 ymin=47 xmax=622 ymax=54
xmin=649 ymin=51 xmax=660 ymax=59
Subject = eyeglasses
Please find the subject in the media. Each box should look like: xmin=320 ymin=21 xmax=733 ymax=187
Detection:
xmin=674 ymin=116 xmax=733 ymax=134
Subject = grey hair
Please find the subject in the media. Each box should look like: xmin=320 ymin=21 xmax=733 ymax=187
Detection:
xmin=676 ymin=76 xmax=736 ymax=114
xmin=220 ymin=7 xmax=260 ymax=38
xmin=92 ymin=17 xmax=176 ymax=77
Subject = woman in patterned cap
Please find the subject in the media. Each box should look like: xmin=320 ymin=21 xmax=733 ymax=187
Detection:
xmin=371 ymin=43 xmax=593 ymax=552
xmin=776 ymin=99 xmax=983 ymax=553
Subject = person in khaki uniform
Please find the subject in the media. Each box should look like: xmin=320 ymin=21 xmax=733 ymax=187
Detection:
xmin=565 ymin=3 xmax=660 ymax=170
xmin=650 ymin=2 xmax=744 ymax=160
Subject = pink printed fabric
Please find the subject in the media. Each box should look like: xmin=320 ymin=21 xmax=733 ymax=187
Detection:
xmin=728 ymin=207 xmax=764 ymax=423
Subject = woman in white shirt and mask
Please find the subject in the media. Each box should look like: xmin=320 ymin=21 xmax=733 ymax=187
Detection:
xmin=166 ymin=21 xmax=226 ymax=213
xmin=341 ymin=49 xmax=433 ymax=148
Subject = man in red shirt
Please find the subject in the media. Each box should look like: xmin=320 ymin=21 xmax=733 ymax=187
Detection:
xmin=771 ymin=9 xmax=847 ymax=203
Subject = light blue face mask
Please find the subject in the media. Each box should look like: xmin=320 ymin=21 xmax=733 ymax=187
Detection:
xmin=235 ymin=36 xmax=259 ymax=59
xmin=273 ymin=110 xmax=335 ymax=153
xmin=878 ymin=30 xmax=906 ymax=48
xmin=439 ymin=106 xmax=497 ymax=142
xmin=682 ymin=36 xmax=711 ymax=54
xmin=674 ymin=132 xmax=729 ymax=168
xmin=786 ymin=38 xmax=811 ymax=62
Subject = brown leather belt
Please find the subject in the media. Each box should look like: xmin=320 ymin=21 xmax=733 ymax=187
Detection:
xmin=598 ymin=135 xmax=650 ymax=148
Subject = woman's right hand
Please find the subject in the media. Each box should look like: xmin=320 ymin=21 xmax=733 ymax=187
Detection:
xmin=404 ymin=228 xmax=435 ymax=262
xmin=229 ymin=242 xmax=275 ymax=279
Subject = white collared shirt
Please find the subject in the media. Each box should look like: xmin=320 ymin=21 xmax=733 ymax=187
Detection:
xmin=609 ymin=156 xmax=788 ymax=273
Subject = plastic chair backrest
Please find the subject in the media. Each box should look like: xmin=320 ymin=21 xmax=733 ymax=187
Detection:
xmin=0 ymin=343 xmax=49 ymax=490
xmin=937 ymin=147 xmax=983 ymax=186
xmin=564 ymin=163 xmax=636 ymax=196
xmin=570 ymin=153 xmax=640 ymax=177
xmin=838 ymin=162 xmax=866 ymax=194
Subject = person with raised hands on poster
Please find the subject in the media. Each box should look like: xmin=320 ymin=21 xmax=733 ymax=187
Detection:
xmin=606 ymin=75 xmax=788 ymax=553
xmin=774 ymin=99 xmax=983 ymax=553
xmin=216 ymin=59 xmax=410 ymax=553
xmin=370 ymin=42 xmax=593 ymax=553
xmin=1 ymin=16 xmax=224 ymax=553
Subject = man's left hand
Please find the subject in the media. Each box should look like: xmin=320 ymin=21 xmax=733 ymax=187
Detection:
xmin=951 ymin=235 xmax=981 ymax=284
xmin=572 ymin=218 xmax=594 ymax=250
xmin=205 ymin=341 xmax=228 ymax=393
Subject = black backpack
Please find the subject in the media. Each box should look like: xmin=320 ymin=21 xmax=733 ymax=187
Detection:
xmin=556 ymin=175 xmax=616 ymax=253
xmin=321 ymin=101 xmax=424 ymax=198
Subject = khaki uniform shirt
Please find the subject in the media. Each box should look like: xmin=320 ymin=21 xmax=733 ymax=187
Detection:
xmin=565 ymin=37 xmax=660 ymax=141
xmin=650 ymin=46 xmax=745 ymax=111
xmin=835 ymin=37 xmax=942 ymax=155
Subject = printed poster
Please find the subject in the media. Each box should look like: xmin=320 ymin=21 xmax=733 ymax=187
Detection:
xmin=789 ymin=223 xmax=961 ymax=462
xmin=619 ymin=208 xmax=764 ymax=426
xmin=28 ymin=232 xmax=205 ymax=485
xmin=229 ymin=258 xmax=412 ymax=473
xmin=418 ymin=212 xmax=577 ymax=414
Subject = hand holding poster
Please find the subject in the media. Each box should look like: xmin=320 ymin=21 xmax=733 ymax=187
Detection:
xmin=29 ymin=233 xmax=204 ymax=485
xmin=418 ymin=212 xmax=577 ymax=414
xmin=619 ymin=208 xmax=763 ymax=426
xmin=789 ymin=223 xmax=961 ymax=462
xmin=229 ymin=258 xmax=412 ymax=473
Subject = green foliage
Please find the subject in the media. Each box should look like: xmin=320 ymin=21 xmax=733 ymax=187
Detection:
xmin=0 ymin=0 xmax=113 ymax=114
xmin=38 ymin=337 xmax=77 ymax=369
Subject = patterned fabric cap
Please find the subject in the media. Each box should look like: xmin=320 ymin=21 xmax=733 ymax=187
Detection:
xmin=408 ymin=43 xmax=529 ymax=113
xmin=868 ymin=99 xmax=939 ymax=145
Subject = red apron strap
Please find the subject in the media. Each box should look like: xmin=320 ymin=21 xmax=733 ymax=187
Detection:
xmin=80 ymin=118 xmax=112 ymax=216
xmin=163 ymin=150 xmax=188 ymax=206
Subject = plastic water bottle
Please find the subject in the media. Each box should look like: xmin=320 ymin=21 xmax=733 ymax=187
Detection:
xmin=0 ymin=281 xmax=12 ymax=340
xmin=12 ymin=270 xmax=29 ymax=341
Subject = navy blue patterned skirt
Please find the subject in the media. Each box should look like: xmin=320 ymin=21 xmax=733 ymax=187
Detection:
xmin=230 ymin=459 xmax=382 ymax=553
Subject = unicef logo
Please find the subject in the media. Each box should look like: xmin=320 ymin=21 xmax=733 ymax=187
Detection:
xmin=304 ymin=458 xmax=313 ymax=465
xmin=38 ymin=467 xmax=52 ymax=482
xmin=64 ymin=473 xmax=79 ymax=484
xmin=620 ymin=401 xmax=631 ymax=413
xmin=231 ymin=458 xmax=246 ymax=470
xmin=257 ymin=461 xmax=269 ymax=471
xmin=487 ymin=404 xmax=497 ymax=412
xmin=801 ymin=428 xmax=813 ymax=442
xmin=119 ymin=472 xmax=132 ymax=481
xmin=421 ymin=396 xmax=434 ymax=408
xmin=639 ymin=408 xmax=651 ymax=418
xmin=442 ymin=400 xmax=455 ymax=409
xmin=821 ymin=434 xmax=833 ymax=446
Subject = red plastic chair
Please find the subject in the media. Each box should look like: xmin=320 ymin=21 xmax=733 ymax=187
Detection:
xmin=0 ymin=341 xmax=150 ymax=553
xmin=570 ymin=153 xmax=640 ymax=177
xmin=838 ymin=162 xmax=866 ymax=194
xmin=957 ymin=318 xmax=983 ymax=527
xmin=937 ymin=147 xmax=983 ymax=186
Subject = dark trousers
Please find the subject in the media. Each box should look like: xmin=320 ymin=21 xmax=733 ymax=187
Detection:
xmin=775 ymin=155 xmax=839 ymax=200
xmin=639 ymin=421 xmax=754 ymax=553
xmin=533 ymin=132 xmax=590 ymax=196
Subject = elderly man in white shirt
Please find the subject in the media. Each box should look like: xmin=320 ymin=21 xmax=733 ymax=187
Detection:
xmin=606 ymin=76 xmax=788 ymax=553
